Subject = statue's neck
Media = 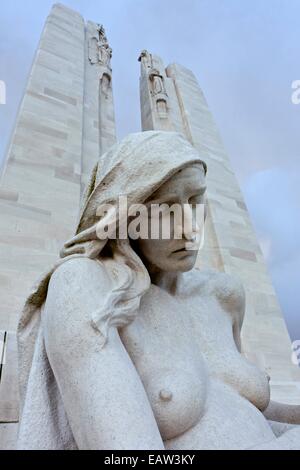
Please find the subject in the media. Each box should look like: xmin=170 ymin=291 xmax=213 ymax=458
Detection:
xmin=148 ymin=268 xmax=182 ymax=296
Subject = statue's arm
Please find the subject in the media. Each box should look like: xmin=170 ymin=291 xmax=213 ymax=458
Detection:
xmin=43 ymin=257 xmax=164 ymax=450
xmin=263 ymin=400 xmax=300 ymax=425
xmin=212 ymin=272 xmax=245 ymax=352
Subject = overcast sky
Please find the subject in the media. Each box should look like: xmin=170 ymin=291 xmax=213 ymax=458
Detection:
xmin=0 ymin=0 xmax=299 ymax=340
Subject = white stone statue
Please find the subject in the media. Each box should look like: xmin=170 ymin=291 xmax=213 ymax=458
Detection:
xmin=138 ymin=49 xmax=153 ymax=70
xmin=88 ymin=24 xmax=112 ymax=69
xmin=17 ymin=131 xmax=300 ymax=450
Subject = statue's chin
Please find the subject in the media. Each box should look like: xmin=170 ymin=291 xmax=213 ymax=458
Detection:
xmin=168 ymin=253 xmax=198 ymax=272
xmin=178 ymin=262 xmax=197 ymax=273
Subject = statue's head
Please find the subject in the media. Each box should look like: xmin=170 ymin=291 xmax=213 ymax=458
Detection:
xmin=130 ymin=163 xmax=207 ymax=274
xmin=62 ymin=130 xmax=207 ymax=269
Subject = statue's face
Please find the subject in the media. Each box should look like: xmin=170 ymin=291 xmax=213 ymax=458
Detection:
xmin=132 ymin=165 xmax=207 ymax=273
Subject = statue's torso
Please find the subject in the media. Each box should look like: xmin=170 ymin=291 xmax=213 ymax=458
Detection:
xmin=119 ymin=269 xmax=274 ymax=449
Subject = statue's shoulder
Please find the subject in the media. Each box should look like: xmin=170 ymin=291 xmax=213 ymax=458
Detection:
xmin=208 ymin=270 xmax=245 ymax=311
xmin=48 ymin=256 xmax=112 ymax=305
xmin=44 ymin=257 xmax=115 ymax=337
xmin=51 ymin=256 xmax=109 ymax=284
xmin=185 ymin=268 xmax=245 ymax=316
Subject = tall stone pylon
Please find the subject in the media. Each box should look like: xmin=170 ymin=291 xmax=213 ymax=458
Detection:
xmin=139 ymin=51 xmax=300 ymax=404
xmin=82 ymin=21 xmax=116 ymax=194
xmin=0 ymin=4 xmax=116 ymax=333
xmin=0 ymin=3 xmax=116 ymax=439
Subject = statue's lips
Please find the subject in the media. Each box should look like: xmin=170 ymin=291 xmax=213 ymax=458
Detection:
xmin=173 ymin=247 xmax=187 ymax=253
xmin=172 ymin=247 xmax=194 ymax=254
xmin=172 ymin=242 xmax=199 ymax=254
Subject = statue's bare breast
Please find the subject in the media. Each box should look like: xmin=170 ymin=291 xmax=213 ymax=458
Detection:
xmin=119 ymin=269 xmax=275 ymax=449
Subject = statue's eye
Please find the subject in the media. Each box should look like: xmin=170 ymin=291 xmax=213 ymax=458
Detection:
xmin=188 ymin=194 xmax=205 ymax=207
xmin=188 ymin=185 xmax=207 ymax=206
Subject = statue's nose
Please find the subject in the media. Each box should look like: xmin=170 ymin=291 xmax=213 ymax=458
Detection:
xmin=182 ymin=204 xmax=200 ymax=241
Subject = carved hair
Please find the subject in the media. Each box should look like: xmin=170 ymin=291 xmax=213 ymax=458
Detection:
xmin=89 ymin=239 xmax=151 ymax=348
